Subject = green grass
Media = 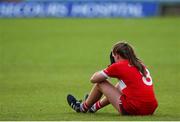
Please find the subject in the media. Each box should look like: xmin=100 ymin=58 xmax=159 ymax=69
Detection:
xmin=0 ymin=17 xmax=180 ymax=120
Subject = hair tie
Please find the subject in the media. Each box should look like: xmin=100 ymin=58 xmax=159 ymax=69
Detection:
xmin=124 ymin=43 xmax=128 ymax=47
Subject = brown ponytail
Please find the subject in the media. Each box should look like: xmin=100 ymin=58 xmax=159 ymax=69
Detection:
xmin=112 ymin=41 xmax=146 ymax=77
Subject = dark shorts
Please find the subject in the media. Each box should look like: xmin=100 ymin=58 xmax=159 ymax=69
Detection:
xmin=119 ymin=103 xmax=130 ymax=115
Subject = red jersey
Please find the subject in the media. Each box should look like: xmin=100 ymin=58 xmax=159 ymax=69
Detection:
xmin=103 ymin=60 xmax=158 ymax=115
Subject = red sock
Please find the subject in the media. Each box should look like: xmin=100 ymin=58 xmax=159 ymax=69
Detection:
xmin=83 ymin=102 xmax=89 ymax=110
xmin=80 ymin=101 xmax=89 ymax=112
xmin=95 ymin=101 xmax=102 ymax=110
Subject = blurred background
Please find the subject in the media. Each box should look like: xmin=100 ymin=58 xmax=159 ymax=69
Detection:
xmin=0 ymin=0 xmax=180 ymax=17
xmin=0 ymin=0 xmax=180 ymax=121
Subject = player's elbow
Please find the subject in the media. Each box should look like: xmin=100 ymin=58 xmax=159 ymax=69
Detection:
xmin=90 ymin=72 xmax=99 ymax=83
xmin=90 ymin=76 xmax=97 ymax=83
xmin=90 ymin=72 xmax=106 ymax=83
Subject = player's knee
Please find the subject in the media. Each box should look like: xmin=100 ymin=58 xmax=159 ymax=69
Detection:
xmin=94 ymin=83 xmax=100 ymax=88
xmin=93 ymin=81 xmax=108 ymax=92
xmin=95 ymin=82 xmax=105 ymax=90
xmin=92 ymin=83 xmax=101 ymax=90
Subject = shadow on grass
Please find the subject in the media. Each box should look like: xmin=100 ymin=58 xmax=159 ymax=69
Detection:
xmin=64 ymin=111 xmax=119 ymax=116
xmin=62 ymin=112 xmax=180 ymax=121
xmin=61 ymin=112 xmax=134 ymax=121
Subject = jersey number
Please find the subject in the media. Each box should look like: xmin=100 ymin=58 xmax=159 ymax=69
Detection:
xmin=142 ymin=69 xmax=153 ymax=86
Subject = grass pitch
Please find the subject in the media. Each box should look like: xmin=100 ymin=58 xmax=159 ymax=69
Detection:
xmin=0 ymin=18 xmax=180 ymax=120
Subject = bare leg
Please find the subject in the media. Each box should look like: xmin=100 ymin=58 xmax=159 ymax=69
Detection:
xmin=85 ymin=80 xmax=122 ymax=113
xmin=67 ymin=80 xmax=121 ymax=113
xmin=85 ymin=84 xmax=103 ymax=107
xmin=99 ymin=96 xmax=109 ymax=108
xmin=98 ymin=82 xmax=121 ymax=108
xmin=96 ymin=81 xmax=122 ymax=112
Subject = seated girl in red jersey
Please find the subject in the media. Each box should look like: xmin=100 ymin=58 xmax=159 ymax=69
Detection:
xmin=67 ymin=41 xmax=158 ymax=115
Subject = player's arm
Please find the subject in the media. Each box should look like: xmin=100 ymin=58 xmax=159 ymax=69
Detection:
xmin=90 ymin=71 xmax=108 ymax=83
xmin=90 ymin=51 xmax=115 ymax=83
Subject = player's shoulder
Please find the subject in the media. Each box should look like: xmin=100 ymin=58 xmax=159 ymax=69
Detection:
xmin=109 ymin=60 xmax=129 ymax=69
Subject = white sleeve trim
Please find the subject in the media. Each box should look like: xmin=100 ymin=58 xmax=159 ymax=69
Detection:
xmin=99 ymin=70 xmax=109 ymax=78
